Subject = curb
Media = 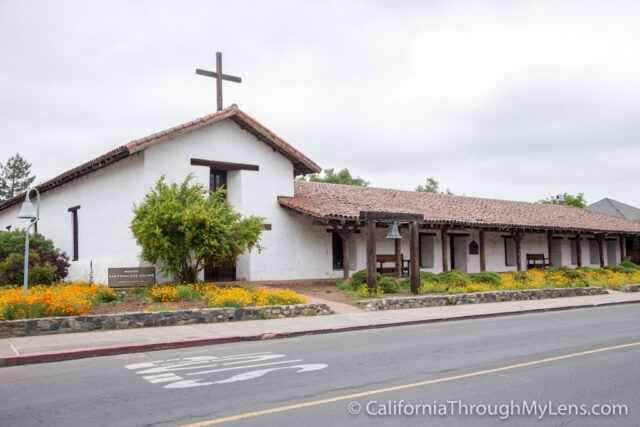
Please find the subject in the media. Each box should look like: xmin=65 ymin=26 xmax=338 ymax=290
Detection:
xmin=2 ymin=299 xmax=639 ymax=368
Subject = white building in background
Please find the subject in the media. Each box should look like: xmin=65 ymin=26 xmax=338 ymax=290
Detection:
xmin=1 ymin=105 xmax=639 ymax=285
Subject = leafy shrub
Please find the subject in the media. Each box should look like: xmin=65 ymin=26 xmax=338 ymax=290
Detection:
xmin=398 ymin=271 xmax=440 ymax=289
xmin=605 ymin=265 xmax=637 ymax=274
xmin=619 ymin=261 xmax=640 ymax=270
xmin=438 ymin=269 xmax=472 ymax=286
xmin=510 ymin=271 xmax=530 ymax=282
xmin=419 ymin=271 xmax=439 ymax=283
xmin=470 ymin=271 xmax=502 ymax=285
xmin=0 ymin=253 xmax=26 ymax=286
xmin=350 ymin=269 xmax=382 ymax=288
xmin=0 ymin=230 xmax=55 ymax=262
xmin=90 ymin=285 xmax=118 ymax=303
xmin=177 ymin=284 xmax=199 ymax=300
xmin=378 ymin=276 xmax=402 ymax=293
xmin=28 ymin=265 xmax=54 ymax=286
xmin=339 ymin=279 xmax=357 ymax=292
xmin=32 ymin=247 xmax=70 ymax=282
xmin=576 ymin=266 xmax=599 ymax=272
xmin=418 ymin=282 xmax=448 ymax=294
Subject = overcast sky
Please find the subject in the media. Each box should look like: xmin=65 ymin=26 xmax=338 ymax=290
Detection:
xmin=1 ymin=0 xmax=639 ymax=206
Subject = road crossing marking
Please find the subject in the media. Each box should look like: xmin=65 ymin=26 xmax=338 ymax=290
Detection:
xmin=125 ymin=352 xmax=327 ymax=389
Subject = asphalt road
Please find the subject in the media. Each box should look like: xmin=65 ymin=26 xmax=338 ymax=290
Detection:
xmin=1 ymin=305 xmax=639 ymax=427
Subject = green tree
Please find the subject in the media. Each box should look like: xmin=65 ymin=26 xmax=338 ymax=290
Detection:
xmin=0 ymin=229 xmax=56 ymax=262
xmin=539 ymin=192 xmax=587 ymax=208
xmin=0 ymin=153 xmax=36 ymax=201
xmin=300 ymin=168 xmax=369 ymax=186
xmin=415 ymin=177 xmax=454 ymax=195
xmin=131 ymin=174 xmax=265 ymax=283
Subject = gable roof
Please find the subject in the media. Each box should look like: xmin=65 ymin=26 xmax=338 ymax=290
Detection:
xmin=278 ymin=181 xmax=640 ymax=234
xmin=585 ymin=198 xmax=640 ymax=222
xmin=0 ymin=105 xmax=321 ymax=212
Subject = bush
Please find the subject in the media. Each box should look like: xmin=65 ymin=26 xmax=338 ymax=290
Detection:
xmin=378 ymin=276 xmax=402 ymax=293
xmin=32 ymin=247 xmax=70 ymax=282
xmin=350 ymin=269 xmax=382 ymax=287
xmin=176 ymin=284 xmax=199 ymax=300
xmin=576 ymin=266 xmax=599 ymax=272
xmin=619 ymin=261 xmax=640 ymax=270
xmin=399 ymin=271 xmax=439 ymax=288
xmin=0 ymin=253 xmax=26 ymax=285
xmin=470 ymin=271 xmax=502 ymax=285
xmin=0 ymin=230 xmax=55 ymax=262
xmin=28 ymin=265 xmax=54 ymax=286
xmin=511 ymin=271 xmax=530 ymax=282
xmin=438 ymin=269 xmax=472 ymax=286
xmin=605 ymin=265 xmax=637 ymax=274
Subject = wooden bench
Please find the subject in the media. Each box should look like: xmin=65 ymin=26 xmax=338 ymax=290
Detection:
xmin=526 ymin=253 xmax=550 ymax=270
xmin=376 ymin=254 xmax=410 ymax=276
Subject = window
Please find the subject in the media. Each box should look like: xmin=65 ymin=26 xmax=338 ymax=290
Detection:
xmin=210 ymin=168 xmax=227 ymax=199
xmin=68 ymin=205 xmax=80 ymax=261
xmin=504 ymin=237 xmax=516 ymax=266
xmin=589 ymin=240 xmax=599 ymax=265
xmin=419 ymin=234 xmax=435 ymax=268
xmin=332 ymin=232 xmax=343 ymax=269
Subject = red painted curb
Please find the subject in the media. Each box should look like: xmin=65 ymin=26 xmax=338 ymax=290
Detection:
xmin=2 ymin=299 xmax=639 ymax=367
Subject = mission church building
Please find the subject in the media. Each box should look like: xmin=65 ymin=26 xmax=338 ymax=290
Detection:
xmin=1 ymin=105 xmax=640 ymax=285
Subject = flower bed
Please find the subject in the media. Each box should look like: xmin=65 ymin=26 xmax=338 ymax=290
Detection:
xmin=334 ymin=262 xmax=640 ymax=299
xmin=0 ymin=282 xmax=309 ymax=321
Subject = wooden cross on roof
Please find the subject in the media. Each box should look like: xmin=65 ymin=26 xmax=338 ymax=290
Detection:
xmin=196 ymin=52 xmax=242 ymax=111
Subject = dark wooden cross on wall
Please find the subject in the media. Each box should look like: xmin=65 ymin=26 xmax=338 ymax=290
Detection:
xmin=196 ymin=52 xmax=242 ymax=111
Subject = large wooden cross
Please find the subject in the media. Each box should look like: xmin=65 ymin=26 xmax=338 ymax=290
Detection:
xmin=196 ymin=52 xmax=242 ymax=111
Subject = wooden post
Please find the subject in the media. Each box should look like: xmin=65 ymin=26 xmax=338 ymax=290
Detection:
xmin=596 ymin=235 xmax=605 ymax=267
xmin=394 ymin=238 xmax=402 ymax=279
xmin=620 ymin=235 xmax=626 ymax=262
xmin=479 ymin=229 xmax=486 ymax=272
xmin=441 ymin=226 xmax=449 ymax=271
xmin=575 ymin=234 xmax=582 ymax=267
xmin=547 ymin=230 xmax=553 ymax=268
xmin=410 ymin=221 xmax=420 ymax=293
xmin=342 ymin=225 xmax=355 ymax=281
xmin=512 ymin=230 xmax=522 ymax=271
xmin=365 ymin=219 xmax=377 ymax=293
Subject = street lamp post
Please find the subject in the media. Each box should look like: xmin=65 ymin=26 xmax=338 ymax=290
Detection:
xmin=18 ymin=188 xmax=40 ymax=296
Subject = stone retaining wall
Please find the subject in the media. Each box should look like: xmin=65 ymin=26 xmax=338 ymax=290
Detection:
xmin=364 ymin=287 xmax=608 ymax=311
xmin=621 ymin=284 xmax=640 ymax=293
xmin=0 ymin=303 xmax=334 ymax=338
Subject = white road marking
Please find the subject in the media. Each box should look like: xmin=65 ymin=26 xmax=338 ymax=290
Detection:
xmin=211 ymin=364 xmax=328 ymax=384
xmin=125 ymin=352 xmax=327 ymax=389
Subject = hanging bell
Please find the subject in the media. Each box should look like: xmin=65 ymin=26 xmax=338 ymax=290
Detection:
xmin=385 ymin=222 xmax=402 ymax=239
xmin=18 ymin=199 xmax=36 ymax=219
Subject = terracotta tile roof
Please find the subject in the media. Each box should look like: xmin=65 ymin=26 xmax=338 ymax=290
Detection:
xmin=278 ymin=181 xmax=640 ymax=234
xmin=0 ymin=106 xmax=321 ymax=212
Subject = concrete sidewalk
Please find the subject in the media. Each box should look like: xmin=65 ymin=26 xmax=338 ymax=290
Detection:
xmin=2 ymin=292 xmax=639 ymax=367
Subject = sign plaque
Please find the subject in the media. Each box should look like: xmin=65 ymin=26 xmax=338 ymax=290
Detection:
xmin=108 ymin=267 xmax=156 ymax=288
